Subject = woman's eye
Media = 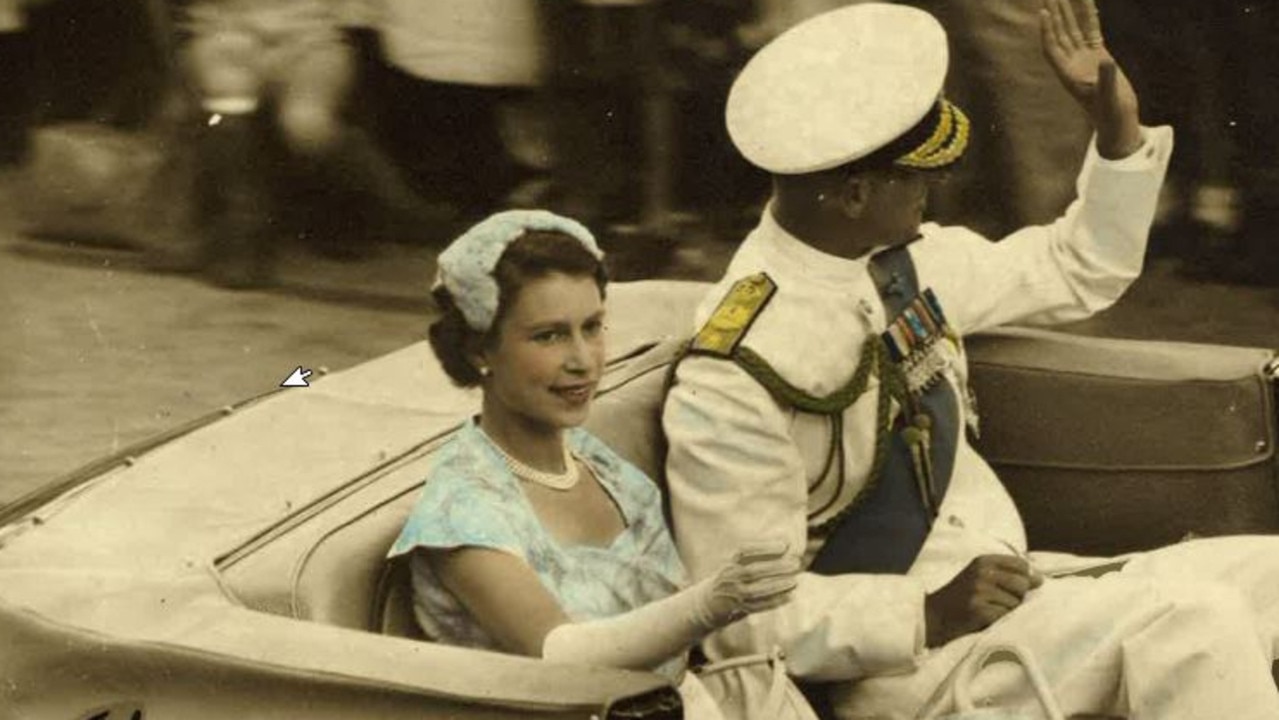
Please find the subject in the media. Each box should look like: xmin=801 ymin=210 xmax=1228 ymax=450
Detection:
xmin=583 ymin=320 xmax=605 ymax=337
xmin=532 ymin=330 xmax=563 ymax=344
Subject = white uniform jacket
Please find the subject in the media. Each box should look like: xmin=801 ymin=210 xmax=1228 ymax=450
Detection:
xmin=662 ymin=128 xmax=1175 ymax=682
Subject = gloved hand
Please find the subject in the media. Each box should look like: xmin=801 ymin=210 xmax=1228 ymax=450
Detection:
xmin=694 ymin=540 xmax=802 ymax=629
xmin=541 ymin=539 xmax=800 ymax=671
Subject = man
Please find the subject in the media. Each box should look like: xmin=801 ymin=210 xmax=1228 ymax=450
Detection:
xmin=663 ymin=2 xmax=1279 ymax=718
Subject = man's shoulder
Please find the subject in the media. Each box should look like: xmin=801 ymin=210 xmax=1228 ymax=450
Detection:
xmin=691 ymin=267 xmax=822 ymax=356
xmin=685 ymin=268 xmax=872 ymax=398
xmin=689 ymin=272 xmax=778 ymax=358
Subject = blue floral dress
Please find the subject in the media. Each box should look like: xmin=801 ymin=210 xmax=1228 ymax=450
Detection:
xmin=389 ymin=418 xmax=689 ymax=677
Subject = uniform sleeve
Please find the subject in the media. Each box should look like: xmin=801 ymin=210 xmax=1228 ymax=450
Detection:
xmin=919 ymin=126 xmax=1175 ymax=335
xmin=389 ymin=472 xmax=526 ymax=561
xmin=663 ymin=354 xmax=928 ymax=681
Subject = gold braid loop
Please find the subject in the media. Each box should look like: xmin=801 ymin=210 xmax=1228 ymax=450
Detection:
xmin=899 ymin=101 xmax=955 ymax=164
xmin=812 ymin=339 xmax=915 ymax=533
xmin=695 ymin=332 xmax=925 ymax=534
xmin=724 ymin=338 xmax=917 ymax=535
xmin=895 ymin=100 xmax=971 ymax=171
xmin=733 ymin=341 xmax=879 ymax=415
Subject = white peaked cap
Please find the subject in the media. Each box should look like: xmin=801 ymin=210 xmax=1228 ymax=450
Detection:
xmin=726 ymin=3 xmax=950 ymax=174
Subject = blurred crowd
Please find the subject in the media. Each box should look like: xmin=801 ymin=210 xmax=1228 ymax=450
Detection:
xmin=1 ymin=0 xmax=1276 ymax=288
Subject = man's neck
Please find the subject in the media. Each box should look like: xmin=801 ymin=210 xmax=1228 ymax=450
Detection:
xmin=770 ymin=196 xmax=881 ymax=261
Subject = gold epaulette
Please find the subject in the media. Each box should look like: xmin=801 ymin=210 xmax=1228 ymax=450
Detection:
xmin=689 ymin=273 xmax=777 ymax=357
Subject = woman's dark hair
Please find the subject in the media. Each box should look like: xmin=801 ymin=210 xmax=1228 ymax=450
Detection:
xmin=429 ymin=230 xmax=608 ymax=387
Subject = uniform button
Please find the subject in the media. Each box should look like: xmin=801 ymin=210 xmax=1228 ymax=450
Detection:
xmin=947 ymin=515 xmax=964 ymax=528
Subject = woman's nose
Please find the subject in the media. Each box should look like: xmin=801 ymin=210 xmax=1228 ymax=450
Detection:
xmin=563 ymin=336 xmax=588 ymax=373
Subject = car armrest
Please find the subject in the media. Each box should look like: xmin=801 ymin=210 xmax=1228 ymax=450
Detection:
xmin=967 ymin=326 xmax=1278 ymax=556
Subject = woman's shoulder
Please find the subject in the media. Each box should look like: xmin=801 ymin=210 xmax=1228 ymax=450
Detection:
xmin=388 ymin=423 xmax=525 ymax=558
xmin=426 ymin=421 xmax=511 ymax=490
xmin=393 ymin=422 xmax=524 ymax=552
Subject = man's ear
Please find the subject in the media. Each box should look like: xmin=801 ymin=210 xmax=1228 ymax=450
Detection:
xmin=837 ymin=174 xmax=873 ymax=219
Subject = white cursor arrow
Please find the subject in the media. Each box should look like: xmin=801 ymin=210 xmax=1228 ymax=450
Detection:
xmin=280 ymin=367 xmax=313 ymax=388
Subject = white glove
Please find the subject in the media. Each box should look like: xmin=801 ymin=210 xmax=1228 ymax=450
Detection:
xmin=542 ymin=541 xmax=799 ymax=671
xmin=693 ymin=540 xmax=801 ymax=629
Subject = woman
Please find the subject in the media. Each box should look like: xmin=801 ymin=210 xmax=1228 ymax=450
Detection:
xmin=389 ymin=210 xmax=804 ymax=718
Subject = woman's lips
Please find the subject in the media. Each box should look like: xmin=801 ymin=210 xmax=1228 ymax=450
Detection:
xmin=552 ymin=383 xmax=595 ymax=404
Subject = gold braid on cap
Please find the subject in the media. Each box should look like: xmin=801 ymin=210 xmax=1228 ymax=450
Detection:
xmin=894 ymin=99 xmax=970 ymax=170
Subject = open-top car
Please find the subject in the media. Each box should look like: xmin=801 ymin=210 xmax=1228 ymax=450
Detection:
xmin=1 ymin=280 xmax=1275 ymax=719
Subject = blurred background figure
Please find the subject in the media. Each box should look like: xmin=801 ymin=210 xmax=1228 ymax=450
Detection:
xmin=8 ymin=0 xmax=172 ymax=251
xmin=662 ymin=0 xmax=763 ymax=242
xmin=539 ymin=0 xmax=662 ymax=233
xmin=742 ymin=0 xmax=869 ymax=41
xmin=0 ymin=0 xmax=39 ymax=167
xmin=1101 ymin=1 xmax=1279 ymax=286
xmin=2 ymin=0 xmax=1274 ymax=513
xmin=175 ymin=0 xmax=434 ymax=287
xmin=909 ymin=0 xmax=1093 ymax=239
xmin=371 ymin=0 xmax=547 ymax=227
xmin=1102 ymin=4 xmax=1239 ymax=256
xmin=1 ymin=0 xmax=1274 ymax=288
xmin=1227 ymin=3 xmax=1279 ymax=287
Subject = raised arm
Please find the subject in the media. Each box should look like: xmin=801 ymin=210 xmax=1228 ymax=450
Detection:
xmin=916 ymin=0 xmax=1173 ymax=335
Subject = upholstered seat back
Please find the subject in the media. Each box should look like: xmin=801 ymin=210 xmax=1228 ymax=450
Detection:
xmin=294 ymin=329 xmax=1277 ymax=646
xmin=967 ymin=328 xmax=1278 ymax=556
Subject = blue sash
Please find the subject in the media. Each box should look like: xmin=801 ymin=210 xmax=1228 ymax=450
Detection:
xmin=808 ymin=245 xmax=960 ymax=575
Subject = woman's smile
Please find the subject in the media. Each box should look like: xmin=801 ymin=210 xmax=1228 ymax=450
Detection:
xmin=551 ymin=381 xmax=596 ymax=406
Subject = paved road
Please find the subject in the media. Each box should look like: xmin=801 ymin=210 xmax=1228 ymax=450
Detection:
xmin=0 ymin=236 xmax=427 ymax=505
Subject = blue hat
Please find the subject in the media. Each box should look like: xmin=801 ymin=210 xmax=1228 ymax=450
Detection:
xmin=434 ymin=210 xmax=603 ymax=332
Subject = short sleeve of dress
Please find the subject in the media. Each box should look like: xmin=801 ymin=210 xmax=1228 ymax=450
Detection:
xmin=389 ymin=465 xmax=527 ymax=562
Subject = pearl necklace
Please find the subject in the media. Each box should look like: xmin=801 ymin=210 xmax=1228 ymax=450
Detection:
xmin=485 ymin=432 xmax=580 ymax=491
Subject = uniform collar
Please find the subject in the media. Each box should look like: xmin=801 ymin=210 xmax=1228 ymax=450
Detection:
xmin=753 ymin=204 xmax=880 ymax=285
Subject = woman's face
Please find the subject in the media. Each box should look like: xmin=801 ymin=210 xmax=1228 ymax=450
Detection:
xmin=479 ymin=271 xmax=606 ymax=435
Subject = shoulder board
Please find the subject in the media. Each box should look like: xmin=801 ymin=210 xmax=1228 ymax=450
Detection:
xmin=689 ymin=272 xmax=777 ymax=357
